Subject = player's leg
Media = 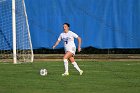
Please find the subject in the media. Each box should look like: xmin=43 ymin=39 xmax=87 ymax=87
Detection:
xmin=62 ymin=51 xmax=73 ymax=76
xmin=69 ymin=56 xmax=83 ymax=75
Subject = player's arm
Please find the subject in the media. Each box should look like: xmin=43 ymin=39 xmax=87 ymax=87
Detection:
xmin=77 ymin=37 xmax=82 ymax=52
xmin=53 ymin=34 xmax=62 ymax=49
xmin=53 ymin=40 xmax=61 ymax=49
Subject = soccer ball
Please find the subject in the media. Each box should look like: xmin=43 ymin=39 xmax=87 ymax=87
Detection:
xmin=40 ymin=69 xmax=47 ymax=76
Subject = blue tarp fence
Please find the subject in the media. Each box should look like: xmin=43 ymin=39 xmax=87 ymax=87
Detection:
xmin=1 ymin=0 xmax=140 ymax=49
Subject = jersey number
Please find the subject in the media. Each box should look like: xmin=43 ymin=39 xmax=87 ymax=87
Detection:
xmin=65 ymin=41 xmax=68 ymax=44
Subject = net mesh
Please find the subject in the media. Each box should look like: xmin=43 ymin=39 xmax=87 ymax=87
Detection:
xmin=0 ymin=0 xmax=33 ymax=63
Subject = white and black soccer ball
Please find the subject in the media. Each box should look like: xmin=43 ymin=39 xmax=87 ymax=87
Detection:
xmin=40 ymin=69 xmax=48 ymax=76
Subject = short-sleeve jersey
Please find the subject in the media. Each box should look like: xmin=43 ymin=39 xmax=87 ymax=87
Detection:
xmin=58 ymin=31 xmax=78 ymax=49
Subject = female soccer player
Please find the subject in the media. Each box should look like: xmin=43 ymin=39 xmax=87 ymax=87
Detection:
xmin=53 ymin=23 xmax=83 ymax=76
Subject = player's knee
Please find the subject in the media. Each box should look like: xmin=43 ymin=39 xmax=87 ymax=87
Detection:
xmin=63 ymin=56 xmax=67 ymax=60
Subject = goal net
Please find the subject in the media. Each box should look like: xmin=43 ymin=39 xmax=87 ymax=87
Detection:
xmin=0 ymin=0 xmax=34 ymax=63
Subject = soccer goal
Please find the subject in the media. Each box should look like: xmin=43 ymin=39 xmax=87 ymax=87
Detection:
xmin=0 ymin=0 xmax=34 ymax=63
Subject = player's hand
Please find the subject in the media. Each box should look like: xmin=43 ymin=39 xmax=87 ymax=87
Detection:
xmin=78 ymin=47 xmax=81 ymax=52
xmin=52 ymin=45 xmax=55 ymax=49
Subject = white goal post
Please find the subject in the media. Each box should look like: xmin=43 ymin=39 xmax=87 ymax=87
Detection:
xmin=0 ymin=0 xmax=34 ymax=63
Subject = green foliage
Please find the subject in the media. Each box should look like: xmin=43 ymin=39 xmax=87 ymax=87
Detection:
xmin=33 ymin=47 xmax=140 ymax=54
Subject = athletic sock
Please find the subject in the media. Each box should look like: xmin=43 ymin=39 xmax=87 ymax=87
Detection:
xmin=63 ymin=59 xmax=68 ymax=73
xmin=72 ymin=62 xmax=81 ymax=72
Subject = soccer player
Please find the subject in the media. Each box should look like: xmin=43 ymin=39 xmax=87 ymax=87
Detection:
xmin=53 ymin=23 xmax=83 ymax=76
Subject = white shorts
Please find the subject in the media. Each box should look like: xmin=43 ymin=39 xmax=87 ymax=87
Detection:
xmin=65 ymin=47 xmax=76 ymax=55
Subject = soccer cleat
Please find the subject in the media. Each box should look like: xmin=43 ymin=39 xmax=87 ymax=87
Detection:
xmin=80 ymin=70 xmax=83 ymax=75
xmin=62 ymin=72 xmax=69 ymax=76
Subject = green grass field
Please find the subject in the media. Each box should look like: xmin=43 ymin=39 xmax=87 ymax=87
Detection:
xmin=0 ymin=61 xmax=140 ymax=93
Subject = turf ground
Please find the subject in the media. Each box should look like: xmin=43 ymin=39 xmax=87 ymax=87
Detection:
xmin=0 ymin=61 xmax=140 ymax=93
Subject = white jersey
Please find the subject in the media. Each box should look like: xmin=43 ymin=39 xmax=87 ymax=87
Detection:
xmin=58 ymin=31 xmax=78 ymax=53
